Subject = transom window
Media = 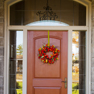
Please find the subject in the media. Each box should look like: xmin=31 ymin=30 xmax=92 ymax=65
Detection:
xmin=10 ymin=0 xmax=86 ymax=26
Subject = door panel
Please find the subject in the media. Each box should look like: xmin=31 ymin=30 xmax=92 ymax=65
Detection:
xmin=27 ymin=31 xmax=68 ymax=94
xmin=35 ymin=38 xmax=60 ymax=78
xmin=34 ymin=87 xmax=61 ymax=94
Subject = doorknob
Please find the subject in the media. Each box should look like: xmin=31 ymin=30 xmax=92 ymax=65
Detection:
xmin=61 ymin=78 xmax=67 ymax=88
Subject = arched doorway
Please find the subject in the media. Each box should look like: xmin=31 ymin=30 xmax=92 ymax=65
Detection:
xmin=4 ymin=0 xmax=91 ymax=94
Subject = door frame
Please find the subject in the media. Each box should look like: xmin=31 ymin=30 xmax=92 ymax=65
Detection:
xmin=4 ymin=0 xmax=91 ymax=94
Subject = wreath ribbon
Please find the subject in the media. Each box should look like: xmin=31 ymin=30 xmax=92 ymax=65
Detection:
xmin=48 ymin=30 xmax=50 ymax=46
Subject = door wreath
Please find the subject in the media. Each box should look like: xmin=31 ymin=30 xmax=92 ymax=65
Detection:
xmin=38 ymin=31 xmax=60 ymax=64
xmin=38 ymin=44 xmax=60 ymax=64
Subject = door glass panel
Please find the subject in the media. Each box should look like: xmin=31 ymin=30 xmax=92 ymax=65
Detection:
xmin=72 ymin=31 xmax=86 ymax=94
xmin=9 ymin=31 xmax=23 ymax=94
xmin=10 ymin=0 xmax=86 ymax=26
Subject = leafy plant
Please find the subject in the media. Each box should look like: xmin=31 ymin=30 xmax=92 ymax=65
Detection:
xmin=17 ymin=44 xmax=23 ymax=55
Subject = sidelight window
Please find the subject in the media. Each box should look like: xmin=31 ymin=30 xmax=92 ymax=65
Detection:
xmin=9 ymin=31 xmax=23 ymax=94
xmin=72 ymin=31 xmax=86 ymax=94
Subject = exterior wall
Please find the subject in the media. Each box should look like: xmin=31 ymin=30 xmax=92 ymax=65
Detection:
xmin=0 ymin=0 xmax=4 ymax=94
xmin=92 ymin=1 xmax=94 ymax=94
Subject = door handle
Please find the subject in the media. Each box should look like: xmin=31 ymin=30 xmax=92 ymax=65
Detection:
xmin=61 ymin=78 xmax=67 ymax=88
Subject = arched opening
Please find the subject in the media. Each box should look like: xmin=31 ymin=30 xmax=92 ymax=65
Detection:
xmin=4 ymin=0 xmax=91 ymax=94
xmin=10 ymin=0 xmax=86 ymax=26
xmin=26 ymin=20 xmax=69 ymax=26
